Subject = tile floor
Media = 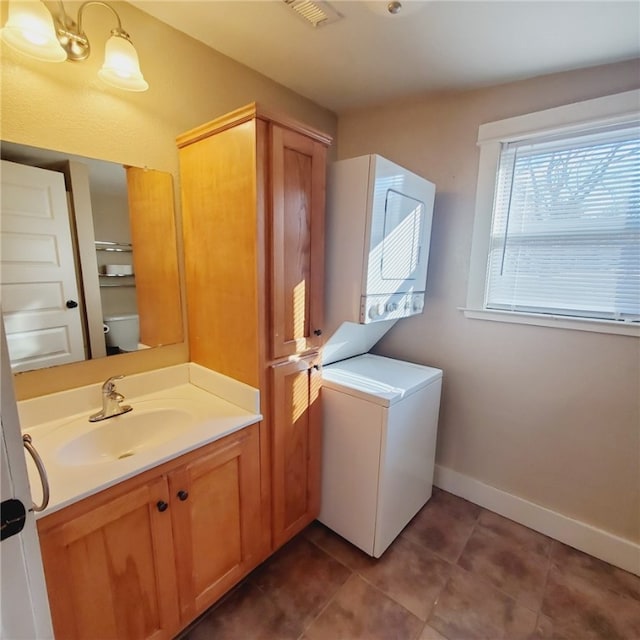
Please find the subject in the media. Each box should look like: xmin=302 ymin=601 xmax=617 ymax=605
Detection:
xmin=180 ymin=488 xmax=640 ymax=640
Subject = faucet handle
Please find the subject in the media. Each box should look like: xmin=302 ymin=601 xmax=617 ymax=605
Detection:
xmin=102 ymin=375 xmax=124 ymax=393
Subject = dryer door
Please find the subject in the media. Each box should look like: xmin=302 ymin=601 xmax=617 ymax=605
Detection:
xmin=380 ymin=189 xmax=425 ymax=283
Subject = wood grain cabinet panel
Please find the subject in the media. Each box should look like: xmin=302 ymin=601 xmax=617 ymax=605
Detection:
xmin=178 ymin=121 xmax=261 ymax=387
xmin=270 ymin=125 xmax=327 ymax=360
xmin=38 ymin=477 xmax=179 ymax=640
xmin=271 ymin=353 xmax=322 ymax=548
xmin=168 ymin=424 xmax=262 ymax=623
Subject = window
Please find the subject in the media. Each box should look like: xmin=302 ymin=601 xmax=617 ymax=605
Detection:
xmin=466 ymin=90 xmax=640 ymax=336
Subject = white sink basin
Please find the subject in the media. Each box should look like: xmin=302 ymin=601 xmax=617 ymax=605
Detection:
xmin=56 ymin=403 xmax=198 ymax=466
xmin=18 ymin=369 xmax=262 ymax=517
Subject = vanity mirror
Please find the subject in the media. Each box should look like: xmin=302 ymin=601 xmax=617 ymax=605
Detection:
xmin=0 ymin=141 xmax=183 ymax=373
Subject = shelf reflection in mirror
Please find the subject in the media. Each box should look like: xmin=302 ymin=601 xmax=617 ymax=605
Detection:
xmin=0 ymin=141 xmax=183 ymax=373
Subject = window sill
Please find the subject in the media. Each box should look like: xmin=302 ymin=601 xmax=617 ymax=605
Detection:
xmin=460 ymin=308 xmax=640 ymax=337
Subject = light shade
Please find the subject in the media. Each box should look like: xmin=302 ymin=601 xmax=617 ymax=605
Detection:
xmin=98 ymin=33 xmax=148 ymax=92
xmin=0 ymin=0 xmax=66 ymax=62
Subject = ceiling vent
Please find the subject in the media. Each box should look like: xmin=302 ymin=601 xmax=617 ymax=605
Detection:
xmin=282 ymin=0 xmax=342 ymax=28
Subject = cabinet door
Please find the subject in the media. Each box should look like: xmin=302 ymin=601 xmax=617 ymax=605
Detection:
xmin=38 ymin=477 xmax=179 ymax=640
xmin=271 ymin=354 xmax=322 ymax=548
xmin=168 ymin=424 xmax=263 ymax=623
xmin=270 ymin=125 xmax=327 ymax=360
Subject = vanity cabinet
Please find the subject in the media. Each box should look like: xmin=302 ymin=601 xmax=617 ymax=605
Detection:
xmin=37 ymin=424 xmax=262 ymax=640
xmin=38 ymin=477 xmax=178 ymax=640
xmin=168 ymin=426 xmax=262 ymax=622
xmin=177 ymin=104 xmax=331 ymax=552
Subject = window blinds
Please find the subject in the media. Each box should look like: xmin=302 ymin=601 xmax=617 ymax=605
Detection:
xmin=486 ymin=121 xmax=640 ymax=322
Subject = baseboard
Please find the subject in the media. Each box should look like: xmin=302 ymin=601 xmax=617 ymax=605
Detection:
xmin=434 ymin=464 xmax=640 ymax=576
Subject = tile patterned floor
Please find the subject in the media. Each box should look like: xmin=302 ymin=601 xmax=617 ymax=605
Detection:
xmin=179 ymin=489 xmax=640 ymax=640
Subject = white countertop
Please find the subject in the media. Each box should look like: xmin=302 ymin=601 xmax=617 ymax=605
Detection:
xmin=18 ymin=364 xmax=262 ymax=518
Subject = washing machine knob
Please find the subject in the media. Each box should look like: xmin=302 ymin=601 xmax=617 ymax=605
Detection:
xmin=386 ymin=301 xmax=398 ymax=313
xmin=369 ymin=303 xmax=385 ymax=320
xmin=413 ymin=298 xmax=424 ymax=313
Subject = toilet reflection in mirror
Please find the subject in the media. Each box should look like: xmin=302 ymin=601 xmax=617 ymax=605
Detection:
xmin=103 ymin=313 xmax=142 ymax=355
xmin=0 ymin=141 xmax=183 ymax=373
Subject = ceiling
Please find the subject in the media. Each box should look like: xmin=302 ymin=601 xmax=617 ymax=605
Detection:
xmin=131 ymin=1 xmax=640 ymax=113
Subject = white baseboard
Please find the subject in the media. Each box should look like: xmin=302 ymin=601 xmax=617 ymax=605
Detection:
xmin=434 ymin=464 xmax=640 ymax=576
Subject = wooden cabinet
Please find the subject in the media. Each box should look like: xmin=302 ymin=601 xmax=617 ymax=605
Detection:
xmin=178 ymin=104 xmax=331 ymax=552
xmin=38 ymin=104 xmax=331 ymax=640
xmin=168 ymin=427 xmax=262 ymax=621
xmin=38 ymin=477 xmax=178 ymax=640
xmin=37 ymin=424 xmax=262 ymax=640
xmin=271 ymin=354 xmax=322 ymax=548
xmin=270 ymin=124 xmax=326 ymax=360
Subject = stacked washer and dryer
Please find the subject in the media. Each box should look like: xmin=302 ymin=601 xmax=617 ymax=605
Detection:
xmin=319 ymin=154 xmax=442 ymax=558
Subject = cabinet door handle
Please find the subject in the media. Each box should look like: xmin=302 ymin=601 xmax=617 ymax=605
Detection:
xmin=313 ymin=329 xmax=323 ymax=336
xmin=177 ymin=490 xmax=189 ymax=501
xmin=156 ymin=500 xmax=169 ymax=512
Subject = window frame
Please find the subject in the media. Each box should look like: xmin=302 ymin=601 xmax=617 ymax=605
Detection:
xmin=465 ymin=89 xmax=640 ymax=338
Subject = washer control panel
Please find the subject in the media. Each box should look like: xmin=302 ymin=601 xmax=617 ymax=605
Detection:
xmin=361 ymin=292 xmax=426 ymax=324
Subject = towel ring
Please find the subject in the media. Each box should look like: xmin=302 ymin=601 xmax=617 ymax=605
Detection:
xmin=22 ymin=434 xmax=50 ymax=512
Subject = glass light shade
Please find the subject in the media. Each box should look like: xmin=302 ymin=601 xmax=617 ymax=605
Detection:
xmin=0 ymin=0 xmax=66 ymax=62
xmin=98 ymin=34 xmax=148 ymax=92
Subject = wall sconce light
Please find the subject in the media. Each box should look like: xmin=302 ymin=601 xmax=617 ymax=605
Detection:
xmin=1 ymin=1 xmax=149 ymax=92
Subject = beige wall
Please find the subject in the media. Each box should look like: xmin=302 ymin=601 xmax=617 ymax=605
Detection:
xmin=1 ymin=1 xmax=336 ymax=399
xmin=337 ymin=59 xmax=640 ymax=543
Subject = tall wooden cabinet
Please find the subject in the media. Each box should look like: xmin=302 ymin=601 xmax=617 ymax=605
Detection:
xmin=177 ymin=104 xmax=331 ymax=551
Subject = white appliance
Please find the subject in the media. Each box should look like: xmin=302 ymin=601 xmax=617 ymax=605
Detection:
xmin=319 ymin=354 xmax=442 ymax=557
xmin=319 ymin=154 xmax=442 ymax=557
xmin=323 ymin=154 xmax=436 ymax=366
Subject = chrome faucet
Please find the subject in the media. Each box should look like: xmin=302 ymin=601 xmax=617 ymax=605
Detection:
xmin=89 ymin=375 xmax=133 ymax=422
